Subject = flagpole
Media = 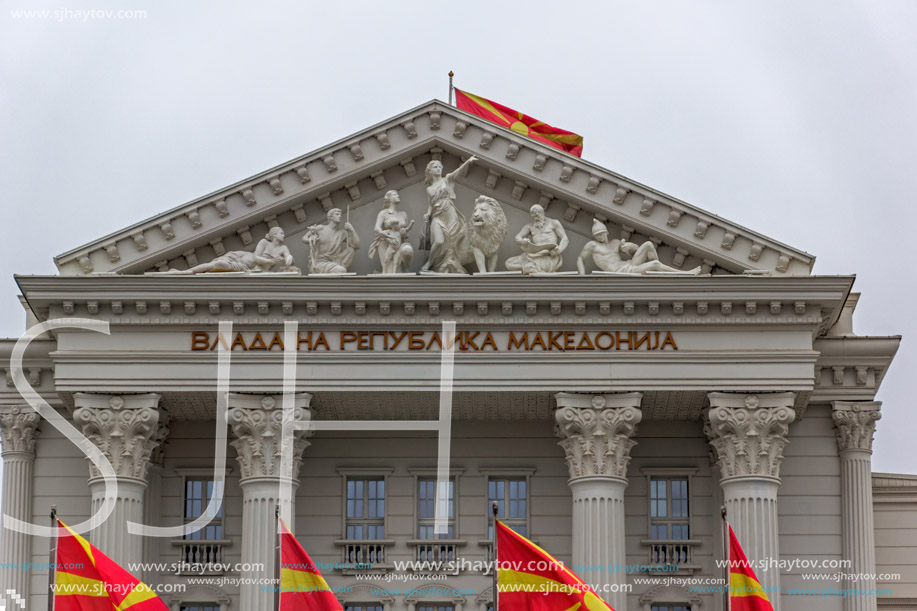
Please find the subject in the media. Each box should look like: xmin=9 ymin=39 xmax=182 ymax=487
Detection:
xmin=722 ymin=506 xmax=729 ymax=611
xmin=491 ymin=501 xmax=498 ymax=611
xmin=275 ymin=505 xmax=281 ymax=611
xmin=448 ymin=71 xmax=454 ymax=105
xmin=48 ymin=505 xmax=57 ymax=611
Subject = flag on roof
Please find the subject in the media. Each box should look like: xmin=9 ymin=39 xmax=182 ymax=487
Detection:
xmin=455 ymin=89 xmax=584 ymax=157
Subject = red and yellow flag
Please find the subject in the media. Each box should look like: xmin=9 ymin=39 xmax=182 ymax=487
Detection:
xmin=496 ymin=520 xmax=615 ymax=611
xmin=455 ymin=89 xmax=584 ymax=157
xmin=279 ymin=519 xmax=344 ymax=611
xmin=728 ymin=525 xmax=774 ymax=611
xmin=53 ymin=520 xmax=168 ymax=610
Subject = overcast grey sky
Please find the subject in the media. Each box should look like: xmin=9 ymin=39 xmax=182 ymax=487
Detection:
xmin=1 ymin=1 xmax=914 ymax=472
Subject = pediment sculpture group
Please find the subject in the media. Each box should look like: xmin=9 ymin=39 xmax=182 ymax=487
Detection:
xmin=174 ymin=158 xmax=699 ymax=276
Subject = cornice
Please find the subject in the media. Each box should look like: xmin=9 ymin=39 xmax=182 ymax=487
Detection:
xmin=12 ymin=274 xmax=853 ymax=334
xmin=52 ymin=100 xmax=814 ymax=277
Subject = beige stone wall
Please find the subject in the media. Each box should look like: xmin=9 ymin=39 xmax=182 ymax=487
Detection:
xmin=873 ymin=472 xmax=917 ymax=604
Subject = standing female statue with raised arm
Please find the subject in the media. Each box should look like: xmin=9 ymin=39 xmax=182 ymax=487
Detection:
xmin=369 ymin=190 xmax=415 ymax=274
xmin=420 ymin=156 xmax=477 ymax=273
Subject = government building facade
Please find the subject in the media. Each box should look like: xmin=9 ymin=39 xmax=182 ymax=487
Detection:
xmin=0 ymin=101 xmax=912 ymax=611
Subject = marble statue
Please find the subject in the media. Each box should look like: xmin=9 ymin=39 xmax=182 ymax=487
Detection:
xmin=368 ymin=190 xmax=414 ymax=274
xmin=169 ymin=227 xmax=299 ymax=274
xmin=460 ymin=195 xmax=508 ymax=273
xmin=420 ymin=156 xmax=477 ymax=273
xmin=505 ymin=204 xmax=568 ymax=274
xmin=303 ymin=208 xmax=361 ymax=274
xmin=576 ymin=218 xmax=701 ymax=274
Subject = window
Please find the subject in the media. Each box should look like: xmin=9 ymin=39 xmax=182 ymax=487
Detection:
xmin=649 ymin=477 xmax=690 ymax=541
xmin=488 ymin=478 xmax=527 ymax=538
xmin=346 ymin=477 xmax=385 ymax=540
xmin=180 ymin=606 xmax=220 ymax=611
xmin=642 ymin=468 xmax=697 ymax=570
xmin=184 ymin=478 xmax=223 ymax=540
xmin=345 ymin=606 xmax=384 ymax=611
xmin=417 ymin=606 xmax=453 ymax=611
xmin=651 ymin=606 xmax=690 ymax=611
xmin=418 ymin=478 xmax=455 ymax=540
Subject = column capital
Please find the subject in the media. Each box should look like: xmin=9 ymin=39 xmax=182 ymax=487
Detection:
xmin=0 ymin=405 xmax=41 ymax=456
xmin=72 ymin=392 xmax=163 ymax=480
xmin=832 ymin=401 xmax=882 ymax=453
xmin=554 ymin=392 xmax=643 ymax=481
xmin=705 ymin=392 xmax=796 ymax=481
xmin=228 ymin=393 xmax=313 ymax=481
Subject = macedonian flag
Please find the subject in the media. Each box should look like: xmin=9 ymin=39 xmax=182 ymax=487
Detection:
xmin=279 ymin=519 xmax=344 ymax=611
xmin=53 ymin=520 xmax=168 ymax=610
xmin=455 ymin=89 xmax=584 ymax=157
xmin=728 ymin=525 xmax=774 ymax=610
xmin=497 ymin=520 xmax=615 ymax=611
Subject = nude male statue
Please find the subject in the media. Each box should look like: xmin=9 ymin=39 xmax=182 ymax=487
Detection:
xmin=577 ymin=218 xmax=701 ymax=274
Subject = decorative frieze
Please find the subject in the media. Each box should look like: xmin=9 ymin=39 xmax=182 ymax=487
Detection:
xmin=187 ymin=210 xmax=203 ymax=228
xmin=214 ymin=199 xmax=229 ymax=217
xmin=554 ymin=393 xmax=643 ymax=480
xmin=131 ymin=233 xmax=148 ymax=251
xmin=832 ymin=401 xmax=881 ymax=453
xmin=349 ymin=143 xmax=364 ymax=161
xmin=705 ymin=393 xmax=796 ymax=480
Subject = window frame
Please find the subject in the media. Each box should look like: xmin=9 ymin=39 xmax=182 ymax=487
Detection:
xmin=174 ymin=468 xmax=232 ymax=541
xmin=641 ymin=468 xmax=699 ymax=574
xmin=337 ymin=468 xmax=394 ymax=541
xmin=409 ymin=468 xmax=465 ymax=540
xmin=480 ymin=468 xmax=536 ymax=540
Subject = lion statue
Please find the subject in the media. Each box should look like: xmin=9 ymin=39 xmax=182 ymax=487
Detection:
xmin=459 ymin=195 xmax=508 ymax=273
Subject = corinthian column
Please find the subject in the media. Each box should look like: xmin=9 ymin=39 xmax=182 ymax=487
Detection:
xmin=73 ymin=393 xmax=164 ymax=568
xmin=705 ymin=392 xmax=796 ymax=611
xmin=229 ymin=393 xmax=313 ymax=611
xmin=833 ymin=401 xmax=881 ymax=611
xmin=0 ymin=405 xmax=41 ymax=602
xmin=555 ymin=392 xmax=642 ymax=611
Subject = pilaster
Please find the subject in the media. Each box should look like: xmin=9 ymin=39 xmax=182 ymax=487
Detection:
xmin=73 ymin=392 xmax=164 ymax=567
xmin=705 ymin=392 xmax=796 ymax=611
xmin=555 ymin=392 xmax=642 ymax=610
xmin=228 ymin=393 xmax=313 ymax=611
xmin=833 ymin=401 xmax=881 ymax=611
xmin=0 ymin=405 xmax=41 ymax=602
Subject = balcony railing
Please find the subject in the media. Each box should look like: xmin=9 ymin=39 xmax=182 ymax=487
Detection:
xmin=407 ymin=539 xmax=466 ymax=565
xmin=335 ymin=539 xmax=395 ymax=571
xmin=170 ymin=539 xmax=232 ymax=575
xmin=641 ymin=539 xmax=701 ymax=574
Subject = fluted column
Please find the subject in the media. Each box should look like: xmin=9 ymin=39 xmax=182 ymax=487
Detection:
xmin=0 ymin=405 xmax=41 ymax=602
xmin=229 ymin=393 xmax=313 ymax=611
xmin=705 ymin=392 xmax=795 ymax=611
xmin=555 ymin=392 xmax=643 ymax=611
xmin=73 ymin=393 xmax=164 ymax=568
xmin=143 ymin=411 xmax=170 ymax=583
xmin=833 ymin=401 xmax=881 ymax=611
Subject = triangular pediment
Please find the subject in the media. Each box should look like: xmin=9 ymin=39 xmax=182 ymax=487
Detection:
xmin=53 ymin=100 xmax=814 ymax=277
